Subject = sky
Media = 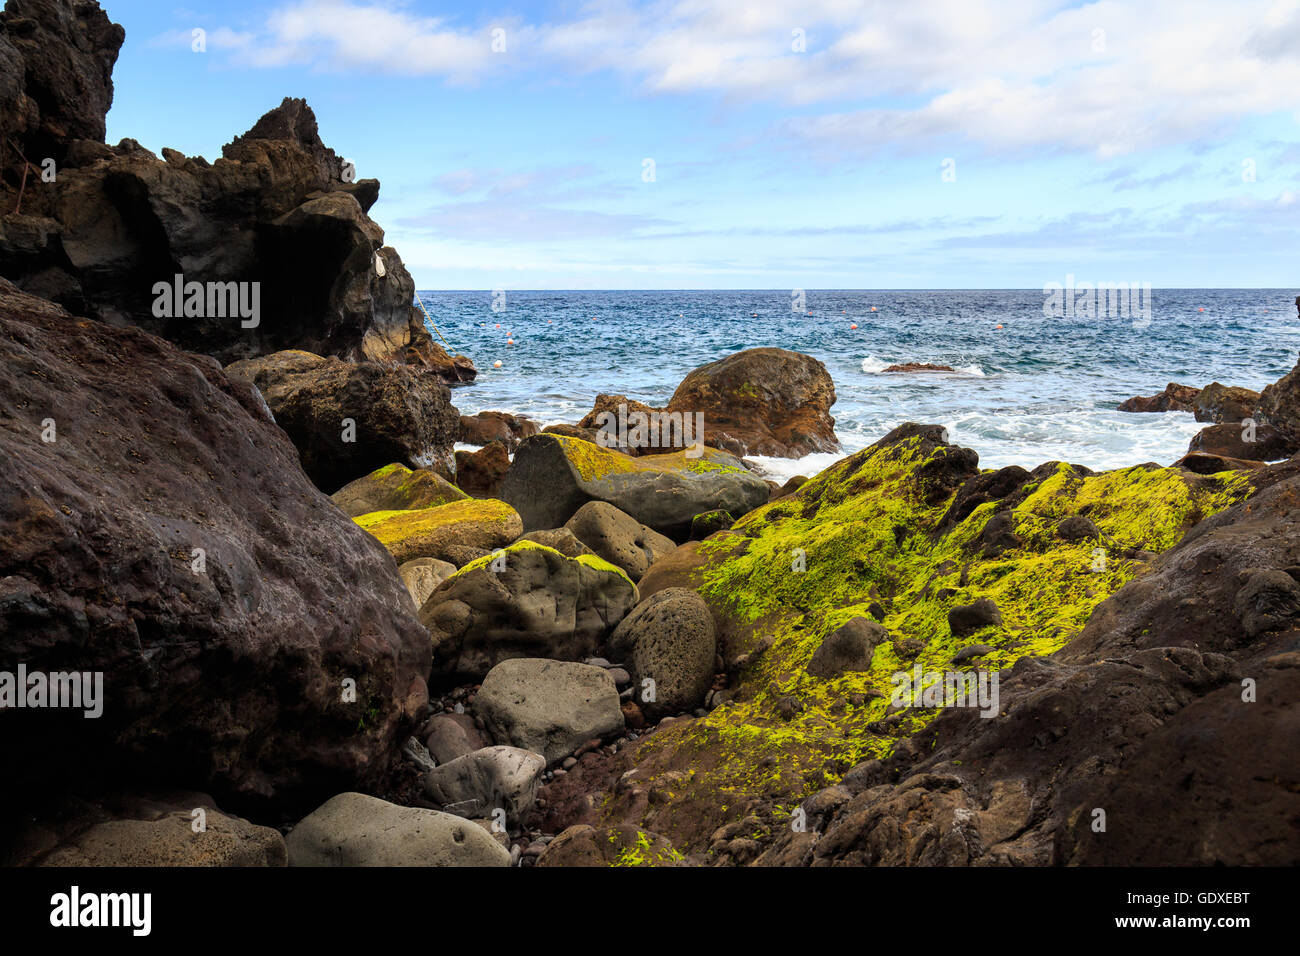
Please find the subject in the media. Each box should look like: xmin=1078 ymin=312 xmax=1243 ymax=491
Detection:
xmin=102 ymin=0 xmax=1300 ymax=290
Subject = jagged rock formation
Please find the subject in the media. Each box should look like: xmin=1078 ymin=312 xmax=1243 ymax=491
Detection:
xmin=0 ymin=3 xmax=473 ymax=378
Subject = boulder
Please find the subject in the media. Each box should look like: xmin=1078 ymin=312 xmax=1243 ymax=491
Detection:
xmin=424 ymin=713 xmax=491 ymax=765
xmin=1117 ymin=383 xmax=1200 ymax=413
xmin=354 ymin=497 xmax=522 ymax=566
xmin=286 ymin=793 xmax=510 ymax=866
xmin=689 ymin=509 xmax=735 ymax=539
xmin=500 ymin=433 xmax=770 ymax=539
xmin=1193 ymin=382 xmax=1259 ymax=423
xmin=422 ymin=746 xmax=545 ymax=823
xmin=807 ymin=618 xmax=887 ymax=678
xmin=0 ymin=281 xmax=429 ymax=816
xmin=665 ymin=347 xmax=839 ymax=458
xmin=1187 ymin=422 xmax=1298 ymax=462
xmin=459 ymin=411 xmax=538 ymax=451
xmin=455 ymin=441 xmax=510 ymax=497
xmin=419 ymin=541 xmax=637 ymax=682
xmin=226 ymin=349 xmax=460 ymax=493
xmin=607 ymin=588 xmax=717 ymax=720
xmin=398 ymin=557 xmax=457 ymax=610
xmin=331 ymin=463 xmax=466 ymax=517
xmin=534 ymin=824 xmax=683 ymax=867
xmin=10 ymin=792 xmax=285 ymax=867
xmin=1257 ymin=352 xmax=1300 ymax=434
xmin=948 ymin=598 xmax=1003 ymax=637
xmin=564 ymin=501 xmax=676 ymax=581
xmin=517 ymin=527 xmax=595 ymax=558
xmin=476 ymin=659 xmax=625 ymax=765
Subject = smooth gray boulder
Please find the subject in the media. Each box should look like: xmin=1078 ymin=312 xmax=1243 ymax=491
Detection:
xmin=499 ymin=433 xmax=770 ymax=539
xmin=423 ymin=746 xmax=545 ymax=823
xmin=425 ymin=712 xmax=491 ymax=764
xmin=607 ymin=587 xmax=716 ymax=720
xmin=286 ymin=792 xmax=510 ymax=867
xmin=399 ymin=557 xmax=457 ymax=611
xmin=565 ymin=501 xmax=676 ymax=581
xmin=476 ymin=659 xmax=624 ymax=765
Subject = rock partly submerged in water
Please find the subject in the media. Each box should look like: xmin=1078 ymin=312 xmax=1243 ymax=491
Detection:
xmin=226 ymin=349 xmax=461 ymax=493
xmin=0 ymin=280 xmax=430 ymax=818
xmin=500 ymin=433 xmax=770 ymax=540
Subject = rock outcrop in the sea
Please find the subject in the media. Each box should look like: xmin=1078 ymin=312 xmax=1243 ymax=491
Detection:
xmin=1119 ymin=380 xmax=1260 ymax=422
xmin=500 ymin=433 xmax=771 ymax=540
xmin=1 ymin=41 xmax=474 ymax=378
xmin=531 ymin=423 xmax=1256 ymax=858
xmin=573 ymin=348 xmax=840 ymax=459
xmin=0 ymin=279 xmax=430 ymax=820
xmin=460 ymin=411 xmax=539 ymax=451
xmin=226 ymin=349 xmax=461 ymax=492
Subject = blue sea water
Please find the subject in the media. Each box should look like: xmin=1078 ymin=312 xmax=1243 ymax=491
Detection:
xmin=417 ymin=289 xmax=1300 ymax=481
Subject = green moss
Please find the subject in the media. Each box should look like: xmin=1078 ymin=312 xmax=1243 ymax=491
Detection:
xmin=354 ymin=497 xmax=517 ymax=548
xmin=625 ymin=436 xmax=1252 ymax=843
xmin=547 ymin=434 xmax=747 ymax=482
xmin=448 ymin=538 xmax=636 ymax=589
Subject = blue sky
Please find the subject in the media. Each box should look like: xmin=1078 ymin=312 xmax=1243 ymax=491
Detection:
xmin=104 ymin=0 xmax=1300 ymax=289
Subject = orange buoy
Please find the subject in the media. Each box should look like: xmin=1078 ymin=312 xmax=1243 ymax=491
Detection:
xmin=493 ymin=360 xmax=502 ymax=368
xmin=507 ymin=338 xmax=514 ymax=344
xmin=995 ymin=324 xmax=1003 ymax=329
xmin=1198 ymin=307 xmax=1205 ymax=312
xmin=850 ymin=323 xmax=858 ymax=330
xmin=870 ymin=306 xmax=877 ymax=312
xmin=495 ymin=323 xmax=501 ymax=328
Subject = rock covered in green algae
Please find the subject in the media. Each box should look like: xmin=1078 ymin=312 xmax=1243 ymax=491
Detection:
xmin=420 ymin=541 xmax=638 ymax=683
xmin=577 ymin=422 xmax=1252 ymax=857
xmin=499 ymin=433 xmax=770 ymax=540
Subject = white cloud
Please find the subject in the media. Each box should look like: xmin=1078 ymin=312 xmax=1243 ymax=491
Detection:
xmin=156 ymin=0 xmax=1300 ymax=155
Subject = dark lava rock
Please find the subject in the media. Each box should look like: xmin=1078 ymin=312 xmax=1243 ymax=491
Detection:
xmin=807 ymin=618 xmax=887 ymax=678
xmin=455 ymin=441 xmax=511 ymax=498
xmin=606 ymin=588 xmax=717 ymax=721
xmin=0 ymin=280 xmax=430 ymax=821
xmin=226 ymin=349 xmax=459 ymax=494
xmin=1117 ymin=383 xmax=1199 ymax=413
xmin=2 ymin=87 xmax=475 ymax=379
xmin=1192 ymin=382 xmax=1259 ymax=424
xmin=665 ymin=348 xmax=839 ymax=459
xmin=459 ymin=411 xmax=538 ymax=452
xmin=1055 ymin=515 xmax=1100 ymax=542
xmin=881 ymin=362 xmax=955 ymax=373
xmin=948 ymin=598 xmax=1003 ymax=637
xmin=1187 ymin=421 xmax=1298 ymax=462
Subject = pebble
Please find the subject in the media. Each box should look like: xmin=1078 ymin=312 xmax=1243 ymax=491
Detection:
xmin=608 ymin=667 xmax=631 ymax=686
xmin=584 ymin=657 xmax=612 ymax=668
xmin=562 ymin=756 xmax=577 ymax=770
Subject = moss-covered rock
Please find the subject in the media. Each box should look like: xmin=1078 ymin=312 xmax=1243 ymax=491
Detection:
xmin=331 ymin=462 xmax=467 ymax=517
xmin=354 ymin=497 xmax=522 ymax=565
xmin=421 ymin=541 xmax=638 ymax=682
xmin=585 ymin=425 xmax=1252 ymax=855
xmin=499 ymin=433 xmax=770 ymax=539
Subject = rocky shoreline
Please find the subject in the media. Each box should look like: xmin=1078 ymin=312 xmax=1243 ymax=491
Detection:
xmin=1 ymin=0 xmax=1297 ymax=868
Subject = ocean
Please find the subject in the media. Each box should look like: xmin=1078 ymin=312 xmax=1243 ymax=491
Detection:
xmin=418 ymin=289 xmax=1299 ymax=482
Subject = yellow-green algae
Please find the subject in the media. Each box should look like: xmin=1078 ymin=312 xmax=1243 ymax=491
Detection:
xmin=354 ymin=497 xmax=518 ymax=547
xmin=615 ymin=436 xmax=1251 ymax=851
xmin=449 ymin=538 xmax=636 ymax=588
xmin=545 ymin=434 xmax=748 ymax=482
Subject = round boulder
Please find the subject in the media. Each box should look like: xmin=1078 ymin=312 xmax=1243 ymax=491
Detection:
xmin=607 ymin=587 xmax=717 ymax=720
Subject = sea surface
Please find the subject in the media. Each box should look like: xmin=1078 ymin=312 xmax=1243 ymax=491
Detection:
xmin=418 ymin=289 xmax=1299 ymax=482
